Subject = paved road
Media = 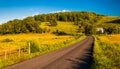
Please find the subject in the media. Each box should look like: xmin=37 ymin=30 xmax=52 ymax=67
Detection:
xmin=4 ymin=36 xmax=94 ymax=69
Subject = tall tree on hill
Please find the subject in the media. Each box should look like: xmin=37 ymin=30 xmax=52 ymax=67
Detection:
xmin=49 ymin=16 xmax=57 ymax=26
xmin=22 ymin=16 xmax=42 ymax=33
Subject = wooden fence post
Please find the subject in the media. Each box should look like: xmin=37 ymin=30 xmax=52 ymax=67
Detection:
xmin=28 ymin=42 xmax=31 ymax=54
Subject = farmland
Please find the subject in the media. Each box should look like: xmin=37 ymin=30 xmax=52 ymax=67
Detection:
xmin=0 ymin=11 xmax=120 ymax=69
xmin=99 ymin=34 xmax=120 ymax=44
xmin=0 ymin=21 xmax=79 ymax=51
xmin=91 ymin=34 xmax=120 ymax=69
xmin=0 ymin=33 xmax=85 ymax=68
xmin=90 ymin=16 xmax=120 ymax=69
xmin=0 ymin=21 xmax=86 ymax=68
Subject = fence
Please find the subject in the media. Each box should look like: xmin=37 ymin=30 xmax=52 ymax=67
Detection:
xmin=0 ymin=42 xmax=31 ymax=60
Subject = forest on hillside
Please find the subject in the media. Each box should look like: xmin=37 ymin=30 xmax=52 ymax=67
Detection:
xmin=0 ymin=11 xmax=120 ymax=35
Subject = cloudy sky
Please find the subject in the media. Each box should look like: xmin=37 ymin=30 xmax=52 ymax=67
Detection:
xmin=0 ymin=0 xmax=120 ymax=24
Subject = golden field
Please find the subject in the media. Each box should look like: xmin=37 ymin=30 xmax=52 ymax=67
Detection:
xmin=0 ymin=21 xmax=83 ymax=68
xmin=0 ymin=33 xmax=73 ymax=51
xmin=91 ymin=34 xmax=120 ymax=69
xmin=0 ymin=33 xmax=85 ymax=68
xmin=99 ymin=34 xmax=120 ymax=44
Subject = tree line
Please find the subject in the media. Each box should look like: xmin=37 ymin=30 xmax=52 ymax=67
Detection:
xmin=0 ymin=11 xmax=106 ymax=35
xmin=98 ymin=23 xmax=120 ymax=34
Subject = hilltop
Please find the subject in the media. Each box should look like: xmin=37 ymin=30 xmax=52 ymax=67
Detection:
xmin=0 ymin=11 xmax=119 ymax=35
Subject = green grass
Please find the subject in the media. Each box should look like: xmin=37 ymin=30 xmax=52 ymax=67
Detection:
xmin=40 ymin=21 xmax=79 ymax=35
xmin=0 ymin=34 xmax=85 ymax=68
xmin=91 ymin=36 xmax=120 ymax=69
xmin=0 ymin=21 xmax=84 ymax=68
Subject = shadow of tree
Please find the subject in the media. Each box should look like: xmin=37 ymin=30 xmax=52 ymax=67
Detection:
xmin=66 ymin=42 xmax=94 ymax=69
xmin=105 ymin=19 xmax=120 ymax=24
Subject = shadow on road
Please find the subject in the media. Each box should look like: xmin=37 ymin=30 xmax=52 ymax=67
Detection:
xmin=66 ymin=42 xmax=94 ymax=69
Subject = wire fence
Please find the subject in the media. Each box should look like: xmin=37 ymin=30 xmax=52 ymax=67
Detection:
xmin=0 ymin=42 xmax=31 ymax=60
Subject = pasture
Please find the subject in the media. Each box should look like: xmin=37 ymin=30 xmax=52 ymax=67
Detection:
xmin=91 ymin=34 xmax=120 ymax=69
xmin=0 ymin=33 xmax=85 ymax=68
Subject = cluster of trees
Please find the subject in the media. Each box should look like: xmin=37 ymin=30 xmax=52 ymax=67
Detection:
xmin=96 ymin=18 xmax=120 ymax=34
xmin=34 ymin=11 xmax=103 ymax=25
xmin=0 ymin=17 xmax=42 ymax=34
xmin=0 ymin=11 xmax=104 ymax=35
xmin=98 ymin=23 xmax=120 ymax=34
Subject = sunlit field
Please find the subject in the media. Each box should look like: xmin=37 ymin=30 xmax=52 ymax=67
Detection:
xmin=0 ymin=21 xmax=78 ymax=51
xmin=0 ymin=33 xmax=72 ymax=51
xmin=40 ymin=21 xmax=78 ymax=34
xmin=0 ymin=33 xmax=85 ymax=68
xmin=91 ymin=34 xmax=120 ymax=69
xmin=99 ymin=34 xmax=120 ymax=44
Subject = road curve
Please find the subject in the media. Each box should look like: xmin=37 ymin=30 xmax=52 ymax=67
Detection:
xmin=4 ymin=36 xmax=94 ymax=69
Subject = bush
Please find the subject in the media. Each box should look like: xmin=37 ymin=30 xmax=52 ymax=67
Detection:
xmin=52 ymin=30 xmax=67 ymax=35
xmin=29 ymin=40 xmax=40 ymax=53
xmin=72 ymin=34 xmax=82 ymax=39
xmin=1 ymin=38 xmax=13 ymax=42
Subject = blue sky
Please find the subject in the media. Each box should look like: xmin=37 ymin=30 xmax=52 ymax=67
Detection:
xmin=0 ymin=0 xmax=120 ymax=24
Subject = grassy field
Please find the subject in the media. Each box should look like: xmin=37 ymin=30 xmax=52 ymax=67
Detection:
xmin=0 ymin=33 xmax=72 ymax=51
xmin=91 ymin=34 xmax=120 ymax=69
xmin=0 ymin=21 xmax=79 ymax=51
xmin=0 ymin=34 xmax=85 ymax=68
xmin=99 ymin=34 xmax=120 ymax=44
xmin=96 ymin=16 xmax=119 ymax=24
xmin=40 ymin=21 xmax=78 ymax=34
xmin=0 ymin=21 xmax=85 ymax=68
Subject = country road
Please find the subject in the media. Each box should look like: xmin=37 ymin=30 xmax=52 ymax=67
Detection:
xmin=4 ymin=36 xmax=94 ymax=69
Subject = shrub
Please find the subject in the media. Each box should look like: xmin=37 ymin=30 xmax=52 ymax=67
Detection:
xmin=1 ymin=38 xmax=13 ymax=42
xmin=29 ymin=40 xmax=40 ymax=53
xmin=52 ymin=30 xmax=67 ymax=35
xmin=72 ymin=34 xmax=82 ymax=39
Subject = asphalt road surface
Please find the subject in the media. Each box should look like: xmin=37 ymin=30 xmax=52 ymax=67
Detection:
xmin=4 ymin=36 xmax=94 ymax=69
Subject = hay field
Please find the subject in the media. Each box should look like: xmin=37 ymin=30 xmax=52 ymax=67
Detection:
xmin=0 ymin=33 xmax=74 ymax=51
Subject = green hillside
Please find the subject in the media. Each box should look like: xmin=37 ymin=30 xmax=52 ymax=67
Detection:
xmin=0 ymin=11 xmax=120 ymax=35
xmin=96 ymin=16 xmax=120 ymax=34
xmin=96 ymin=16 xmax=120 ymax=24
xmin=0 ymin=11 xmax=103 ymax=35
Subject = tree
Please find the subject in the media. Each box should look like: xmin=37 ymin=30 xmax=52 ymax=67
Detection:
xmin=0 ymin=11 xmax=104 ymax=35
xmin=49 ymin=16 xmax=57 ymax=26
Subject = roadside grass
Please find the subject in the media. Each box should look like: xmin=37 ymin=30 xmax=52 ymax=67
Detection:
xmin=0 ymin=33 xmax=85 ymax=68
xmin=0 ymin=33 xmax=71 ymax=51
xmin=91 ymin=35 xmax=120 ymax=69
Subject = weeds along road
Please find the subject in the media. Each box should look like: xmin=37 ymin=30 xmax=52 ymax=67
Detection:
xmin=4 ymin=36 xmax=94 ymax=69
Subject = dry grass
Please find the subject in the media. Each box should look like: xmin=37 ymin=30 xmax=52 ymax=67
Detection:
xmin=99 ymin=34 xmax=120 ymax=44
xmin=91 ymin=35 xmax=120 ymax=69
xmin=0 ymin=21 xmax=84 ymax=68
xmin=0 ymin=33 xmax=85 ymax=68
xmin=40 ymin=21 xmax=78 ymax=34
xmin=0 ymin=33 xmax=73 ymax=51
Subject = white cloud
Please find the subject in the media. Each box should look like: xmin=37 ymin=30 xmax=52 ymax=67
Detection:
xmin=33 ymin=12 xmax=40 ymax=16
xmin=49 ymin=10 xmax=70 ymax=13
